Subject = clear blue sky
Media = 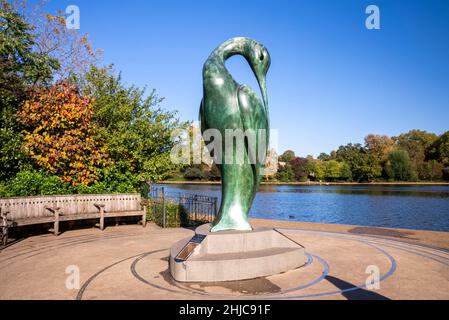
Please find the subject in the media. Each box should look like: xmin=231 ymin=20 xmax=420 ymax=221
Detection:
xmin=44 ymin=0 xmax=449 ymax=157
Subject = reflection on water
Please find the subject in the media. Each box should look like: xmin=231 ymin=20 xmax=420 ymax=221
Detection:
xmin=155 ymin=184 xmax=449 ymax=232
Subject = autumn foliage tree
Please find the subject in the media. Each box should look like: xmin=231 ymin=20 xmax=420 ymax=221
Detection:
xmin=19 ymin=81 xmax=109 ymax=186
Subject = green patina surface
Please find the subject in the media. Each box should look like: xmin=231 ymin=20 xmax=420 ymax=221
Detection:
xmin=200 ymin=37 xmax=271 ymax=232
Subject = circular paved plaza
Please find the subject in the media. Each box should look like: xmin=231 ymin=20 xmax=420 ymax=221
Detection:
xmin=1 ymin=222 xmax=448 ymax=300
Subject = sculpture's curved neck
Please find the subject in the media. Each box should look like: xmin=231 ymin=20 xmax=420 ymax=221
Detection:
xmin=211 ymin=38 xmax=251 ymax=66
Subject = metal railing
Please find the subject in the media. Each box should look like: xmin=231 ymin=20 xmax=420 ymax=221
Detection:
xmin=148 ymin=186 xmax=218 ymax=228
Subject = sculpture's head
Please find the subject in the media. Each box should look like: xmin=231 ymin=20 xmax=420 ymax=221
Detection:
xmin=244 ymin=38 xmax=271 ymax=111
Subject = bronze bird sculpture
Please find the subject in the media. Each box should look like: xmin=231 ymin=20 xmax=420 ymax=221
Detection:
xmin=199 ymin=37 xmax=270 ymax=232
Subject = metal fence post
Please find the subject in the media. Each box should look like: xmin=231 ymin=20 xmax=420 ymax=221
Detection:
xmin=178 ymin=192 xmax=181 ymax=227
xmin=194 ymin=195 xmax=197 ymax=222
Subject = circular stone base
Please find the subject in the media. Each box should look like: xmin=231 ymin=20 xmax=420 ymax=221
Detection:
xmin=169 ymin=224 xmax=307 ymax=282
xmin=2 ymin=225 xmax=449 ymax=299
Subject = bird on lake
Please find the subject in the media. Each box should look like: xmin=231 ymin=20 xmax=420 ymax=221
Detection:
xmin=199 ymin=37 xmax=271 ymax=232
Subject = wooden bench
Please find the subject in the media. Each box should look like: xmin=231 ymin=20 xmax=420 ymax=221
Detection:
xmin=0 ymin=193 xmax=147 ymax=245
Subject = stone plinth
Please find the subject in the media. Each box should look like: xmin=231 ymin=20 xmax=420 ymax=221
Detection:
xmin=169 ymin=224 xmax=306 ymax=282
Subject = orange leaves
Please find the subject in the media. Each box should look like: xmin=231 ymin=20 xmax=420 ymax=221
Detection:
xmin=20 ymin=83 xmax=93 ymax=132
xmin=19 ymin=81 xmax=109 ymax=186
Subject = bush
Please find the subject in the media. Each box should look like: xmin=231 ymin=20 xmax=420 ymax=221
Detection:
xmin=147 ymin=200 xmax=188 ymax=227
xmin=99 ymin=166 xmax=137 ymax=193
xmin=0 ymin=166 xmax=138 ymax=197
xmin=65 ymin=167 xmax=137 ymax=194
xmin=0 ymin=170 xmax=70 ymax=197
xmin=19 ymin=81 xmax=109 ymax=186
xmin=183 ymin=166 xmax=206 ymax=180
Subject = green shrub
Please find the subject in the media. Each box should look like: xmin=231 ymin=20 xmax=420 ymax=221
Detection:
xmin=0 ymin=170 xmax=70 ymax=197
xmin=73 ymin=167 xmax=137 ymax=194
xmin=183 ymin=166 xmax=206 ymax=180
xmin=147 ymin=200 xmax=188 ymax=228
xmin=101 ymin=166 xmax=138 ymax=193
xmin=0 ymin=166 xmax=138 ymax=197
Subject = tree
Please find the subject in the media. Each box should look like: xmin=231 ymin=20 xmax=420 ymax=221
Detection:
xmin=80 ymin=66 xmax=188 ymax=183
xmin=363 ymin=134 xmax=395 ymax=181
xmin=393 ymin=130 xmax=438 ymax=180
xmin=324 ymin=160 xmax=342 ymax=181
xmin=275 ymin=163 xmax=294 ymax=182
xmin=19 ymin=81 xmax=109 ymax=186
xmin=384 ymin=150 xmax=417 ymax=181
xmin=427 ymin=131 xmax=449 ymax=166
xmin=335 ymin=143 xmax=381 ymax=181
xmin=339 ymin=161 xmax=352 ymax=181
xmin=352 ymin=155 xmax=382 ymax=182
xmin=0 ymin=2 xmax=192 ymax=195
xmin=426 ymin=131 xmax=449 ymax=181
xmin=290 ymin=157 xmax=309 ymax=181
xmin=335 ymin=143 xmax=364 ymax=167
xmin=317 ymin=152 xmax=331 ymax=161
xmin=279 ymin=150 xmax=295 ymax=163
xmin=7 ymin=0 xmax=101 ymax=80
xmin=0 ymin=1 xmax=59 ymax=180
xmin=0 ymin=1 xmax=58 ymax=85
xmin=419 ymin=160 xmax=443 ymax=181
xmin=307 ymin=158 xmax=325 ymax=181
xmin=365 ymin=134 xmax=394 ymax=161
xmin=35 ymin=13 xmax=101 ymax=80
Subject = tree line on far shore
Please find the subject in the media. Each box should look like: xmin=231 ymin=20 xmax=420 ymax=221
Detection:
xmin=275 ymin=131 xmax=449 ymax=182
xmin=177 ymin=130 xmax=449 ymax=183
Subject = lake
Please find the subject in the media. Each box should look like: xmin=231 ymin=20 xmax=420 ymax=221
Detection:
xmin=155 ymin=183 xmax=449 ymax=232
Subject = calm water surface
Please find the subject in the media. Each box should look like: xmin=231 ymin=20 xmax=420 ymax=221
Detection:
xmin=155 ymin=184 xmax=449 ymax=232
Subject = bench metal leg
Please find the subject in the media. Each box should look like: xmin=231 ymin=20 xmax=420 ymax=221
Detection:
xmin=45 ymin=206 xmax=61 ymax=236
xmin=54 ymin=211 xmax=60 ymax=236
xmin=2 ymin=226 xmax=7 ymax=246
xmin=99 ymin=208 xmax=105 ymax=231
xmin=2 ymin=211 xmax=10 ymax=245
xmin=142 ymin=205 xmax=147 ymax=228
xmin=94 ymin=204 xmax=106 ymax=231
